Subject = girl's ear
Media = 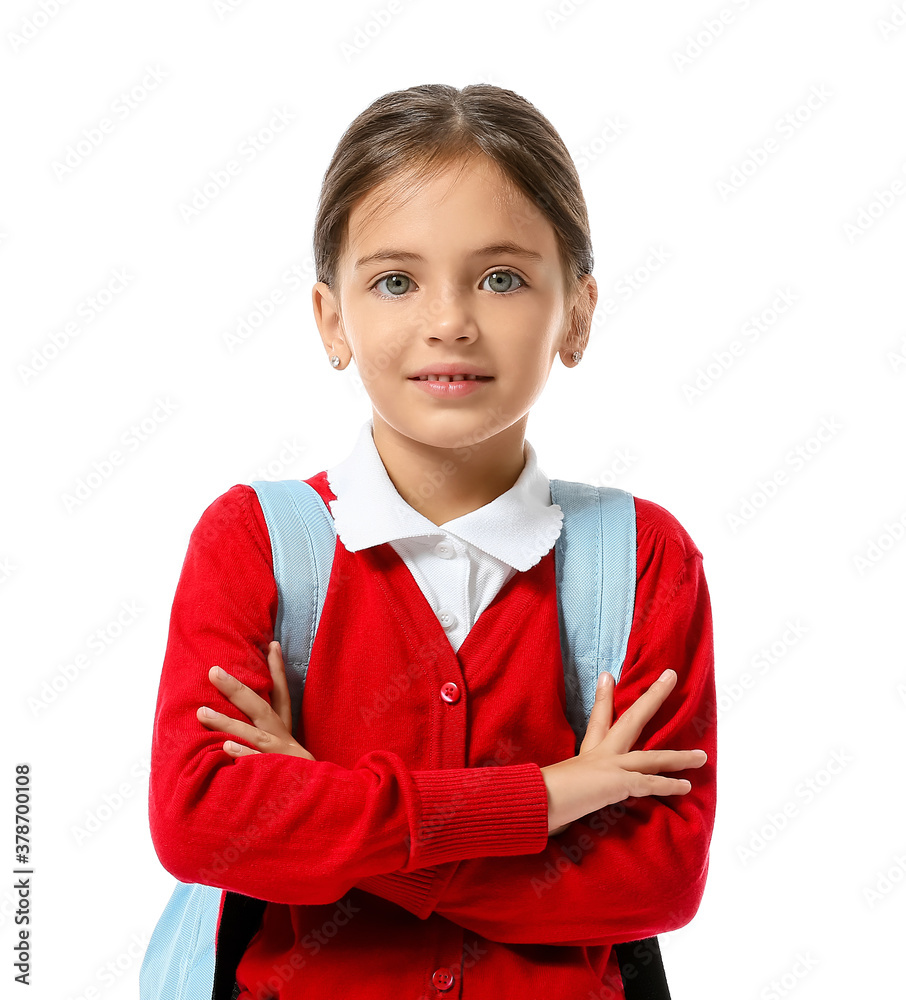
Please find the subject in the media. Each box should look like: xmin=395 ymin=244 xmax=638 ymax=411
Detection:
xmin=562 ymin=274 xmax=597 ymax=364
xmin=312 ymin=281 xmax=348 ymax=362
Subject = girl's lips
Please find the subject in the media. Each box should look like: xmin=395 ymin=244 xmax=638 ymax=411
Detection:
xmin=408 ymin=376 xmax=493 ymax=398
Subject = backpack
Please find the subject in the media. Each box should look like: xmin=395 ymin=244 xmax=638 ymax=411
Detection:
xmin=140 ymin=478 xmax=671 ymax=1000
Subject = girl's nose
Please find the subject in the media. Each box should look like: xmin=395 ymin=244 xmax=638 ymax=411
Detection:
xmin=419 ymin=289 xmax=477 ymax=342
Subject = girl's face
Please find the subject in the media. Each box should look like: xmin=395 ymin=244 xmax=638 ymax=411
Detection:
xmin=313 ymin=154 xmax=595 ymax=456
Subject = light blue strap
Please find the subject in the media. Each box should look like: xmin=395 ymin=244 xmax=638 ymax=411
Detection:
xmin=550 ymin=480 xmax=637 ymax=751
xmin=140 ymin=482 xmax=335 ymax=1000
xmin=139 ymin=881 xmax=221 ymax=1000
xmin=249 ymin=479 xmax=337 ymax=736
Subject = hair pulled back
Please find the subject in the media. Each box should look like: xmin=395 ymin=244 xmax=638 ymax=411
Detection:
xmin=313 ymin=83 xmax=593 ymax=303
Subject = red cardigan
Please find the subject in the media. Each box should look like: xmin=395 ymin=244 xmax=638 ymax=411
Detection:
xmin=148 ymin=472 xmax=717 ymax=999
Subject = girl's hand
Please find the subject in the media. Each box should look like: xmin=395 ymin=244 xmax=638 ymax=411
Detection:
xmin=196 ymin=640 xmax=316 ymax=760
xmin=548 ymin=674 xmax=624 ymax=837
xmin=548 ymin=684 xmax=620 ymax=837
xmin=541 ymin=669 xmax=708 ymax=834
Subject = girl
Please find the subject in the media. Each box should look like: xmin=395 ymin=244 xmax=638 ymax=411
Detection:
xmin=148 ymin=83 xmax=716 ymax=1000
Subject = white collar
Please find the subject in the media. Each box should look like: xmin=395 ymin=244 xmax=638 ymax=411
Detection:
xmin=325 ymin=418 xmax=564 ymax=571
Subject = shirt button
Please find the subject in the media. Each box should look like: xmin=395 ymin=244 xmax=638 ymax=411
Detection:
xmin=437 ymin=608 xmax=457 ymax=630
xmin=434 ymin=539 xmax=456 ymax=559
xmin=440 ymin=682 xmax=461 ymax=704
xmin=431 ymin=967 xmax=455 ymax=991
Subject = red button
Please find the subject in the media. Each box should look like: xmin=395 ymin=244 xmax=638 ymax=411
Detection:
xmin=432 ymin=967 xmax=455 ymax=991
xmin=440 ymin=682 xmax=460 ymax=704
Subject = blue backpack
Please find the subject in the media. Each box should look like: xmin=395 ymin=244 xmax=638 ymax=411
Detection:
xmin=141 ymin=478 xmax=671 ymax=1000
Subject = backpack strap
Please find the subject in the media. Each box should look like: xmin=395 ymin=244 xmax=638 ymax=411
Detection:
xmin=549 ymin=482 xmax=670 ymax=1000
xmin=139 ymin=878 xmax=220 ymax=1000
xmin=142 ymin=481 xmax=337 ymax=1000
xmin=613 ymin=936 xmax=672 ymax=1000
xmin=248 ymin=479 xmax=337 ymax=737
xmin=203 ymin=480 xmax=338 ymax=1000
xmin=549 ymin=480 xmax=637 ymax=753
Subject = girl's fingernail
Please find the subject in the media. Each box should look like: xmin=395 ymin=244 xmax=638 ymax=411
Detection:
xmin=659 ymin=669 xmax=675 ymax=682
xmin=224 ymin=741 xmax=241 ymax=753
xmin=598 ymin=672 xmax=612 ymax=687
xmin=200 ymin=706 xmax=217 ymax=718
xmin=212 ymin=665 xmax=227 ymax=679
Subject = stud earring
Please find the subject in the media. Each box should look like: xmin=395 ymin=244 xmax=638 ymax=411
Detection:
xmin=572 ymin=350 xmax=582 ymax=363
xmin=330 ymin=355 xmax=341 ymax=368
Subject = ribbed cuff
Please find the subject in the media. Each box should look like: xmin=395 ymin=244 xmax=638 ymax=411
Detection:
xmin=407 ymin=762 xmax=549 ymax=868
xmin=355 ymin=868 xmax=441 ymax=919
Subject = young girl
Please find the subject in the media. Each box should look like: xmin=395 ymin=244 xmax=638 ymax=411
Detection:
xmin=148 ymin=83 xmax=716 ymax=1000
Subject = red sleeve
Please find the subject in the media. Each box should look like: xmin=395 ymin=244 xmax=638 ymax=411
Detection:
xmin=354 ymin=499 xmax=717 ymax=946
xmin=148 ymin=486 xmax=550 ymax=907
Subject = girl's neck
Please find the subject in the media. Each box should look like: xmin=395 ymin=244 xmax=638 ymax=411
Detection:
xmin=370 ymin=416 xmax=528 ymax=527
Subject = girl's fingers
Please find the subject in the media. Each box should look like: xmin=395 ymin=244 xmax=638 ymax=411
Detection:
xmin=266 ymin=641 xmax=293 ymax=733
xmin=579 ymin=671 xmax=614 ymax=754
xmin=620 ymin=748 xmax=708 ymax=773
xmin=207 ymin=665 xmax=285 ymax=733
xmin=196 ymin=706 xmax=281 ymax=750
xmin=200 ymin=663 xmax=317 ymax=761
xmin=627 ymin=772 xmax=696 ymax=798
xmin=223 ymin=740 xmax=260 ymax=758
xmin=607 ymin=668 xmax=678 ymax=754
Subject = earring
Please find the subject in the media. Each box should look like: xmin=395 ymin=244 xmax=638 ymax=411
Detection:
xmin=572 ymin=351 xmax=582 ymax=363
xmin=330 ymin=355 xmax=341 ymax=368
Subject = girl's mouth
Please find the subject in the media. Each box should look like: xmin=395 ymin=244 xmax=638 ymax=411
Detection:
xmin=408 ymin=374 xmax=494 ymax=382
xmin=408 ymin=375 xmax=494 ymax=397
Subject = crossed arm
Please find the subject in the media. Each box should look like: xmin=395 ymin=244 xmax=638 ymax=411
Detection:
xmin=197 ymin=542 xmax=716 ymax=947
xmin=155 ymin=486 xmax=716 ymax=944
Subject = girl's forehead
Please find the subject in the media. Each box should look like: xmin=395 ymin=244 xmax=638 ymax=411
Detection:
xmin=347 ymin=157 xmax=541 ymax=247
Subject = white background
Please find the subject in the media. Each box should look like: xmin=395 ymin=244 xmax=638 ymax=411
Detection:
xmin=4 ymin=1 xmax=905 ymax=997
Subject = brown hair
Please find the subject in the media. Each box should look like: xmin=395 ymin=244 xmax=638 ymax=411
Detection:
xmin=312 ymin=83 xmax=593 ymax=308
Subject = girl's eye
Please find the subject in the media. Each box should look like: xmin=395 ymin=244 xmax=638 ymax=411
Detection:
xmin=481 ymin=270 xmax=524 ymax=294
xmin=373 ymin=273 xmax=412 ymax=298
xmin=372 ymin=270 xmax=526 ymax=299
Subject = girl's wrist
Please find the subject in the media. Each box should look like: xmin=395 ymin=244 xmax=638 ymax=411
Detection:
xmin=540 ymin=760 xmax=570 ymax=834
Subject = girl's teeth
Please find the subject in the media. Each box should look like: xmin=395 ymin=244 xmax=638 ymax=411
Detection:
xmin=421 ymin=374 xmax=479 ymax=381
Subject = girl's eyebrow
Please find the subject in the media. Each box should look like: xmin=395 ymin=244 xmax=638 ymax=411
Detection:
xmin=353 ymin=241 xmax=545 ymax=271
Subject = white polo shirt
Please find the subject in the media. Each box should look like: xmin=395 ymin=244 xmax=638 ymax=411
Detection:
xmin=326 ymin=418 xmax=564 ymax=653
